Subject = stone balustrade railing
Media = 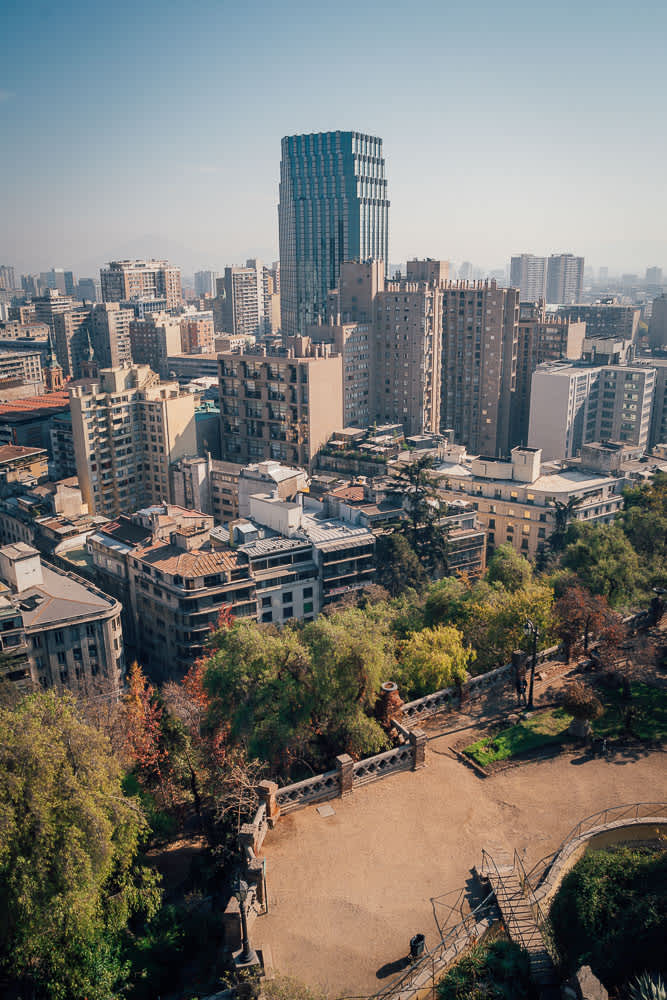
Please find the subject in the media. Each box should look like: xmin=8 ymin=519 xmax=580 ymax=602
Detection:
xmin=274 ymin=767 xmax=340 ymax=815
xmin=352 ymin=743 xmax=415 ymax=787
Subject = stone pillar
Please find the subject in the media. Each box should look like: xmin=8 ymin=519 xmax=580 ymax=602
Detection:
xmin=246 ymin=856 xmax=265 ymax=911
xmin=257 ymin=779 xmax=280 ymax=827
xmin=238 ymin=822 xmax=255 ymax=858
xmin=409 ymin=728 xmax=427 ymax=769
xmin=377 ymin=681 xmax=404 ymax=727
xmin=222 ymin=896 xmax=242 ymax=951
xmin=336 ymin=753 xmax=354 ymax=796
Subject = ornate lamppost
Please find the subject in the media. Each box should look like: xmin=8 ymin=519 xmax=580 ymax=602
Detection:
xmin=524 ymin=618 xmax=539 ymax=710
xmin=233 ymin=877 xmax=259 ymax=967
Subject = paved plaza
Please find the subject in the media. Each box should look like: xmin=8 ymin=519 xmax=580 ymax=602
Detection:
xmin=253 ymin=743 xmax=666 ymax=998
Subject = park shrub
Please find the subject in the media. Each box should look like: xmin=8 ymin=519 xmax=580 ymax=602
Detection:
xmin=436 ymin=937 xmax=535 ymax=999
xmin=549 ymin=847 xmax=667 ymax=990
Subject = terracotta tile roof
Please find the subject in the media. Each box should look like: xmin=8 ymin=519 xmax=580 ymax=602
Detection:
xmin=0 ymin=444 xmax=47 ymax=463
xmin=330 ymin=485 xmax=365 ymax=502
xmin=134 ymin=541 xmax=243 ymax=579
xmin=0 ymin=392 xmax=70 ymax=418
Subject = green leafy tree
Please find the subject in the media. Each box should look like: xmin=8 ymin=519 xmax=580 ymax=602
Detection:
xmin=389 ymin=456 xmax=450 ymax=579
xmin=463 ymin=581 xmax=555 ymax=673
xmin=423 ymin=576 xmax=470 ymax=629
xmin=0 ymin=691 xmax=161 ymax=1000
xmin=204 ymin=608 xmax=395 ymax=774
xmin=486 ymin=544 xmax=533 ymax=592
xmin=561 ymin=522 xmax=644 ymax=606
xmin=398 ymin=625 xmax=474 ymax=698
xmin=375 ymin=531 xmax=426 ymax=596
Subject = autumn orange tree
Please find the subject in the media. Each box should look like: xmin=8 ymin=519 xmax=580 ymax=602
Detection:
xmin=123 ymin=661 xmax=172 ymax=809
xmin=554 ymin=585 xmax=611 ymax=661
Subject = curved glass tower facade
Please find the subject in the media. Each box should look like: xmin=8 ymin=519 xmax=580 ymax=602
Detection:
xmin=279 ymin=130 xmax=389 ymax=335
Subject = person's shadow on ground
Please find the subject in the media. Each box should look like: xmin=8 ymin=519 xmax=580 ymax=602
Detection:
xmin=376 ymin=956 xmax=411 ymax=979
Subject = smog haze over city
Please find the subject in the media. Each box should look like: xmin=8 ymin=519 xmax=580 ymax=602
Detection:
xmin=1 ymin=0 xmax=666 ymax=277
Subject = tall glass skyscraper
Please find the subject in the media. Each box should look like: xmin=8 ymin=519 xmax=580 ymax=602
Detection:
xmin=278 ymin=131 xmax=389 ymax=335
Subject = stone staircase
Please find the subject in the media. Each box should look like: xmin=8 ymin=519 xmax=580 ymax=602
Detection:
xmin=480 ymin=850 xmax=559 ymax=999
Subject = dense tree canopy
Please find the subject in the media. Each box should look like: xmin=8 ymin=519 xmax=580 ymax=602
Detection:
xmin=0 ymin=692 xmax=160 ymax=1000
xmin=486 ymin=544 xmax=533 ymax=593
xmin=561 ymin=522 xmax=643 ymax=606
xmin=398 ymin=625 xmax=473 ymax=698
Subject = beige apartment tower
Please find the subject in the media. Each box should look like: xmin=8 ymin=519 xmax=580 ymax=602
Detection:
xmin=70 ymin=364 xmax=197 ymax=517
xmin=218 ymin=344 xmax=343 ymax=467
xmin=100 ymin=260 xmax=182 ymax=309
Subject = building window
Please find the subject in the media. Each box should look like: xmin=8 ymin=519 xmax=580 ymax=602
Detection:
xmin=303 ymin=587 xmax=313 ymax=598
xmin=57 ymin=651 xmax=66 ymax=664
xmin=261 ymin=597 xmax=272 ymax=608
xmin=261 ymin=612 xmax=272 ymax=623
xmin=282 ymin=591 xmax=293 ymax=603
xmin=283 ymin=607 xmax=293 ymax=619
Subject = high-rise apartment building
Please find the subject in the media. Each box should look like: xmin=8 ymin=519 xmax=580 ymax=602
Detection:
xmin=219 ymin=260 xmax=271 ymax=338
xmin=218 ymin=344 xmax=343 ymax=467
xmin=528 ymin=361 xmax=655 ymax=459
xmin=194 ymin=270 xmax=217 ymax=298
xmin=509 ymin=254 xmax=548 ymax=301
xmin=52 ymin=304 xmax=92 ymax=377
xmin=546 ymin=254 xmax=584 ymax=304
xmin=649 ymin=294 xmax=667 ymax=350
xmin=89 ymin=302 xmax=133 ymax=369
xmin=440 ymin=282 xmax=519 ymax=456
xmin=646 ymin=267 xmax=663 ymax=286
xmin=77 ymin=278 xmax=98 ymax=303
xmin=559 ymin=301 xmax=640 ymax=341
xmin=179 ymin=312 xmax=215 ymax=354
xmin=129 ymin=312 xmax=183 ymax=377
xmin=32 ymin=289 xmax=76 ymax=335
xmin=279 ymin=131 xmax=390 ymax=334
xmin=69 ymin=364 xmax=197 ymax=517
xmin=374 ymin=275 xmax=443 ymax=437
xmin=0 ymin=266 xmax=17 ymax=292
xmin=513 ymin=301 xmax=586 ymax=447
xmin=100 ymin=260 xmax=182 ymax=310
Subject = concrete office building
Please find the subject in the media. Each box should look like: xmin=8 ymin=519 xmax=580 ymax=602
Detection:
xmin=546 ymin=254 xmax=584 ymax=304
xmin=513 ymin=301 xmax=586 ymax=447
xmin=560 ymin=302 xmax=640 ymax=342
xmin=509 ymin=254 xmax=548 ymax=301
xmin=32 ymin=289 xmax=77 ymax=335
xmin=433 ymin=446 xmax=626 ymax=560
xmin=100 ymin=260 xmax=182 ymax=310
xmin=649 ymin=295 xmax=667 ymax=350
xmin=0 ymin=351 xmax=44 ymax=397
xmin=194 ymin=270 xmax=217 ymax=298
xmin=70 ymin=364 xmax=197 ymax=518
xmin=129 ymin=312 xmax=183 ymax=377
xmin=77 ymin=278 xmax=98 ymax=302
xmin=219 ymin=260 xmax=272 ymax=339
xmin=0 ymin=542 xmax=124 ymax=697
xmin=440 ymin=281 xmax=519 ymax=457
xmin=180 ymin=312 xmax=215 ymax=354
xmin=89 ymin=302 xmax=133 ymax=369
xmin=643 ymin=356 xmax=667 ymax=448
xmin=279 ymin=131 xmax=390 ymax=334
xmin=218 ymin=343 xmax=343 ymax=467
xmin=528 ymin=362 xmax=655 ymax=460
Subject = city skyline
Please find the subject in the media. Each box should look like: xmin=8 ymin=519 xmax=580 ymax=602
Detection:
xmin=1 ymin=0 xmax=666 ymax=277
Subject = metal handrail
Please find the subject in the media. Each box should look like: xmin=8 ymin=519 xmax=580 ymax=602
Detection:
xmin=524 ymin=801 xmax=667 ymax=889
xmin=480 ymin=848 xmax=537 ymax=952
xmin=351 ymin=889 xmax=496 ymax=1000
xmin=513 ymin=850 xmax=559 ymax=966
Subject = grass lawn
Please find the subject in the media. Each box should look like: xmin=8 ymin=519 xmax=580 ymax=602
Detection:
xmin=464 ymin=707 xmax=572 ymax=768
xmin=592 ymin=680 xmax=667 ymax=741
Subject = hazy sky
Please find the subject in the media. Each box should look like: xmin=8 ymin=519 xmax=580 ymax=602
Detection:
xmin=1 ymin=0 xmax=666 ymax=278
